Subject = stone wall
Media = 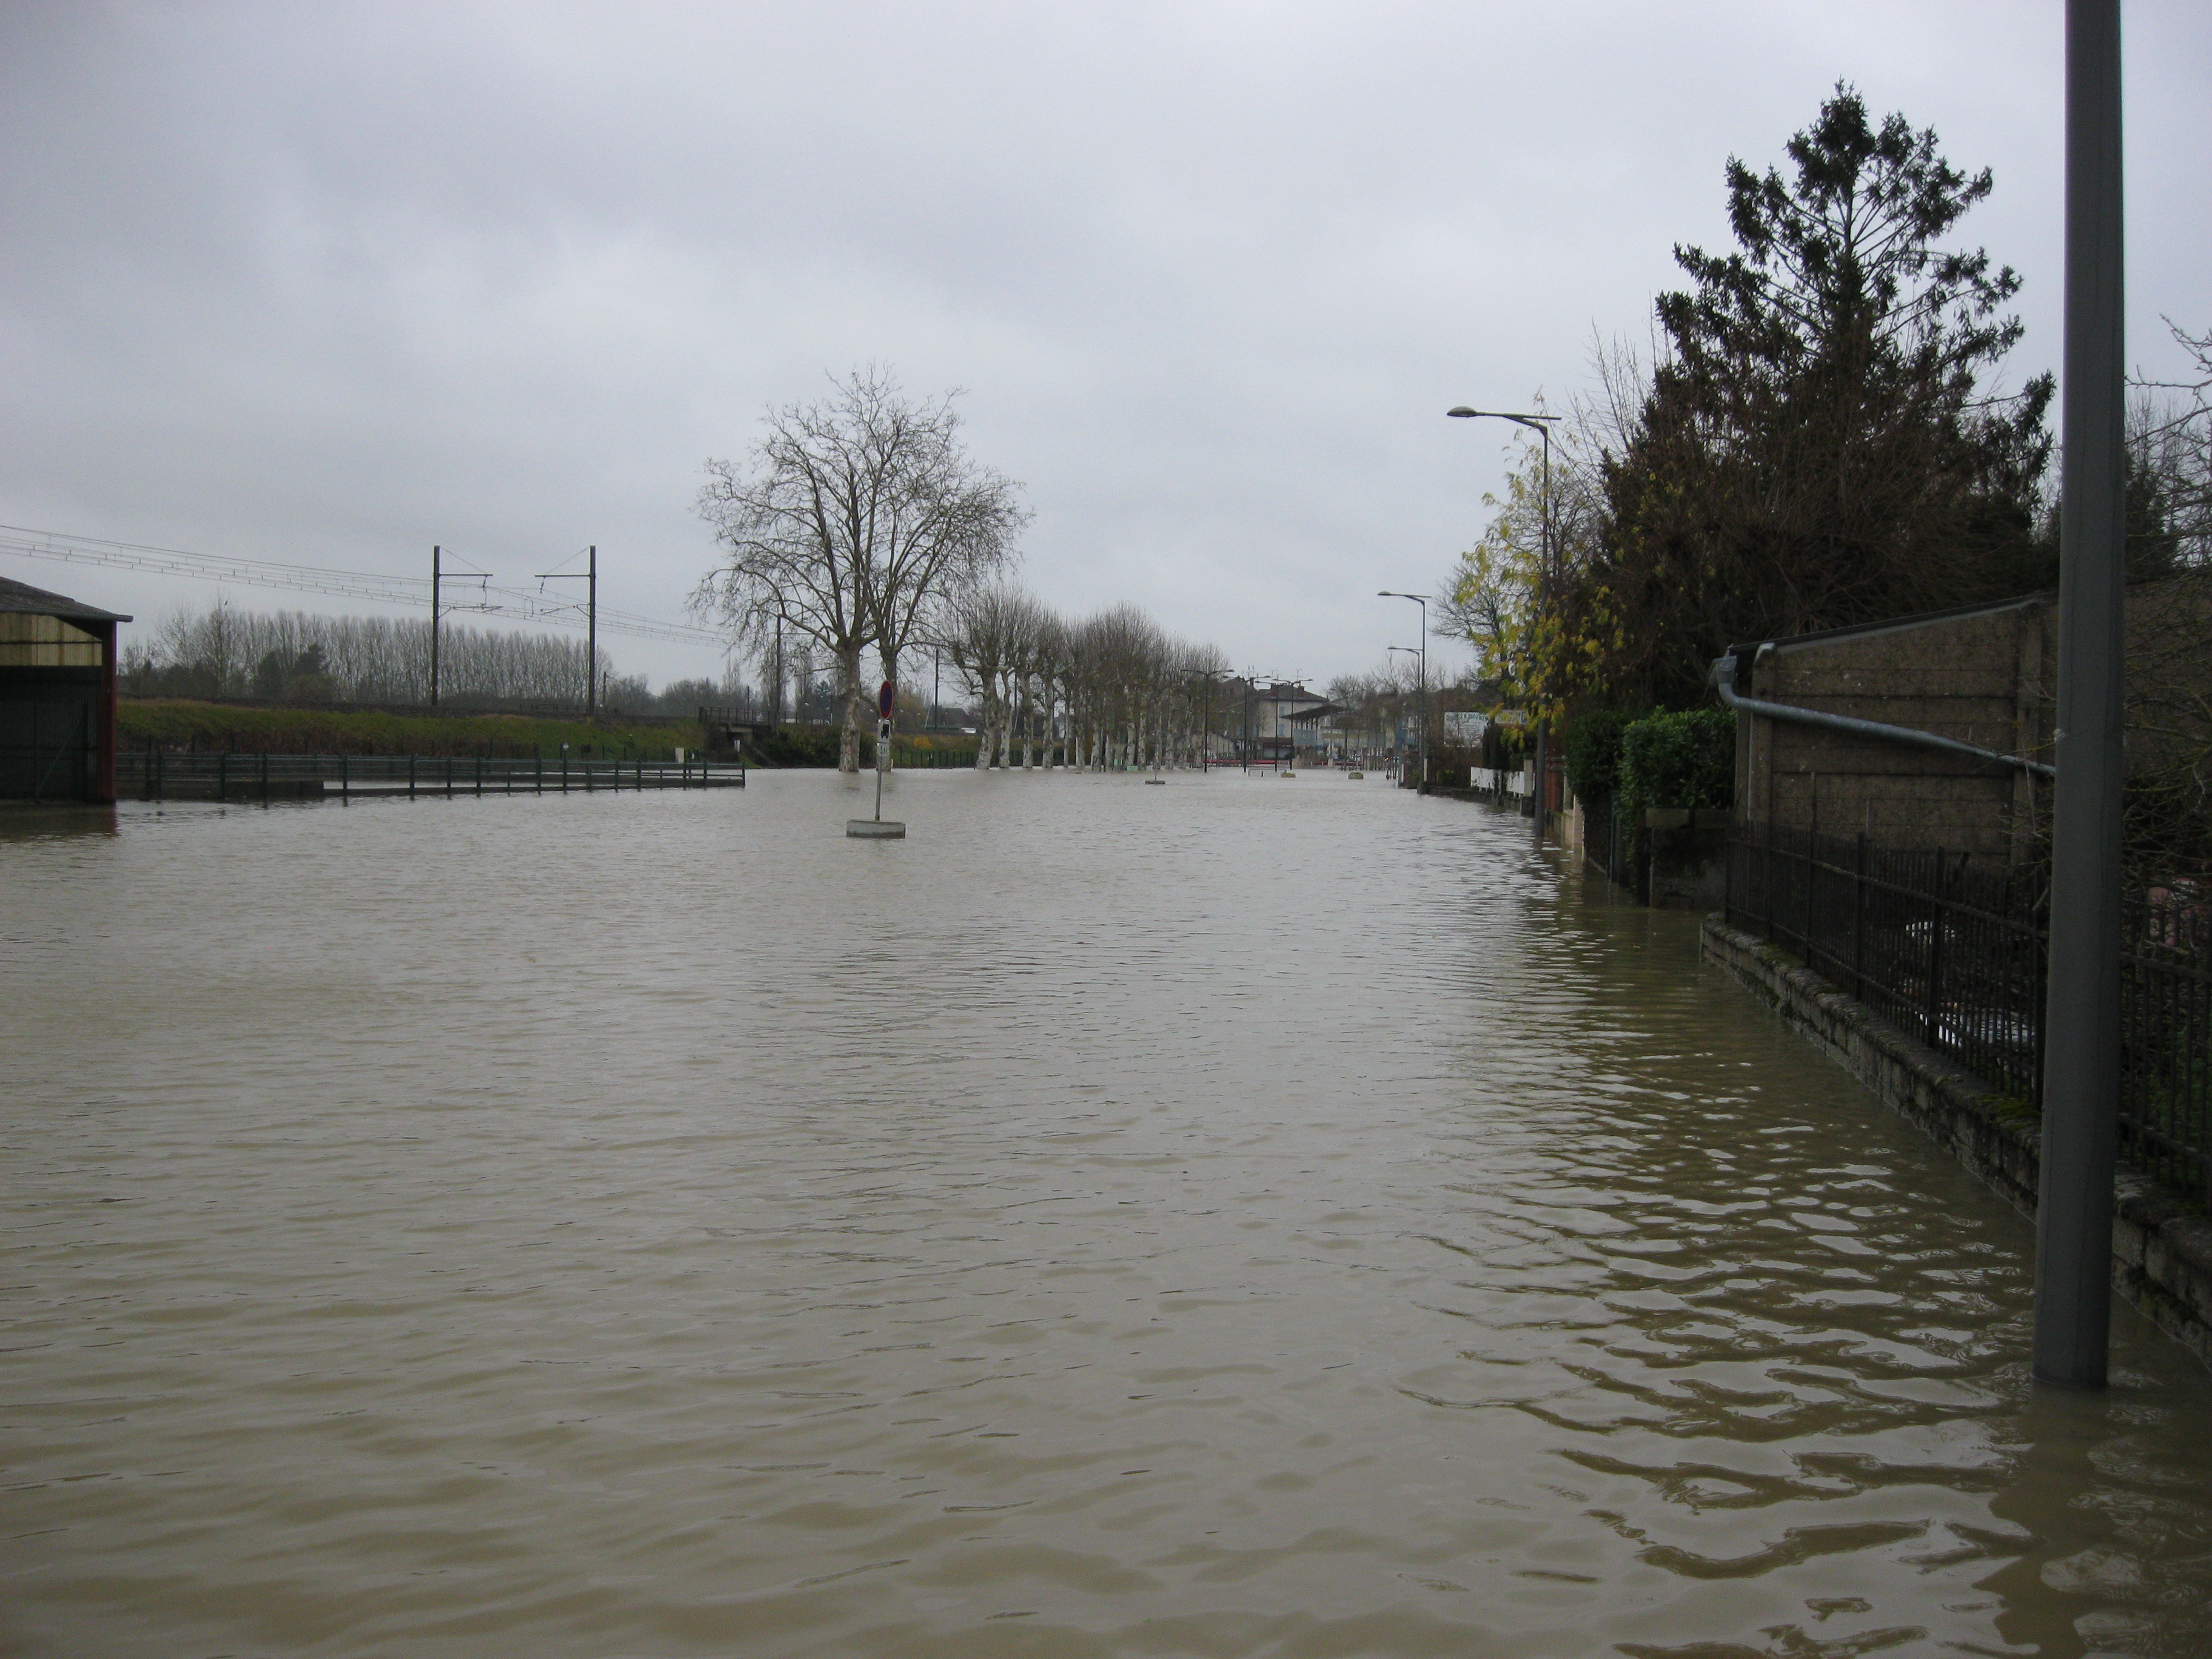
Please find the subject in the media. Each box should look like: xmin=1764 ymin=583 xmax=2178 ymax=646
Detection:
xmin=1731 ymin=572 xmax=2211 ymax=864
xmin=1735 ymin=595 xmax=2053 ymax=862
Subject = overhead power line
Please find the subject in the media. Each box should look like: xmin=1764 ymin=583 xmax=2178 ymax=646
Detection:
xmin=0 ymin=524 xmax=726 ymax=648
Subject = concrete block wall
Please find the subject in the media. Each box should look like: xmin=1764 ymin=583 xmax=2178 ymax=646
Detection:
xmin=1737 ymin=596 xmax=2053 ymax=862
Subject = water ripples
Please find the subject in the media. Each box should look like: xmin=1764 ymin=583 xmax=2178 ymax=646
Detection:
xmin=5 ymin=772 xmax=2211 ymax=1657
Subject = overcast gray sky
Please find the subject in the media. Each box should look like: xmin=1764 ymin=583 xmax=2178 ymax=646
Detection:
xmin=4 ymin=1 xmax=2206 ymax=691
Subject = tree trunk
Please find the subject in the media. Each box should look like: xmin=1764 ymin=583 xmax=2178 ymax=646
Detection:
xmin=839 ymin=646 xmax=865 ymax=773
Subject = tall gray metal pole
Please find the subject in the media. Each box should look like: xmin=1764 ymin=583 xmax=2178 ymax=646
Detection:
xmin=430 ymin=545 xmax=441 ymax=708
xmin=2034 ymin=0 xmax=2127 ymax=1390
xmin=586 ymin=545 xmax=598 ymax=719
xmin=1378 ymin=592 xmax=1428 ymax=786
xmin=1532 ymin=426 xmax=1552 ymax=842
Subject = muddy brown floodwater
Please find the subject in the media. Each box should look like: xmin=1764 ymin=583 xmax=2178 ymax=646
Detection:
xmin=6 ymin=769 xmax=2212 ymax=1658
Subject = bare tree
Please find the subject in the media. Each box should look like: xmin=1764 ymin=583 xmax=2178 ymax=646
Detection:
xmin=1178 ymin=642 xmax=1232 ymax=767
xmin=2130 ymin=320 xmax=2212 ymax=572
xmin=122 ymin=601 xmax=609 ymax=708
xmin=941 ymin=581 xmax=1042 ymax=769
xmin=1325 ymin=659 xmax=1421 ymax=763
xmin=1027 ymin=612 xmax=1069 ymax=768
xmin=694 ymin=367 xmax=1025 ymax=773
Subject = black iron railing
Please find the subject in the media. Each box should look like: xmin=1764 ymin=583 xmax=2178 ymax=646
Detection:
xmin=1580 ymin=791 xmax=1635 ymax=888
xmin=118 ymin=751 xmax=746 ymax=800
xmin=1727 ymin=823 xmax=2211 ymax=1211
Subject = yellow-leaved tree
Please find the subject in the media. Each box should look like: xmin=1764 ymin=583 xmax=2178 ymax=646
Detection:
xmin=1435 ymin=429 xmax=1618 ymax=728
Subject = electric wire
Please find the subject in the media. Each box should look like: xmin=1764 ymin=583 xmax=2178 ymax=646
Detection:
xmin=0 ymin=524 xmax=725 ymax=647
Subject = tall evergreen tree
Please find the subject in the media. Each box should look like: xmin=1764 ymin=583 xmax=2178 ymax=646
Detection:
xmin=1590 ymin=84 xmax=2054 ymax=705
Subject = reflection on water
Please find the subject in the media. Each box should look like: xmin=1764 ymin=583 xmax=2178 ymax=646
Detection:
xmin=0 ymin=803 xmax=116 ymax=842
xmin=5 ymin=771 xmax=2209 ymax=1658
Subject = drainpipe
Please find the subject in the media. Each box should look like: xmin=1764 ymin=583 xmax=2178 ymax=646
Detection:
xmin=1710 ymin=651 xmax=2053 ymax=779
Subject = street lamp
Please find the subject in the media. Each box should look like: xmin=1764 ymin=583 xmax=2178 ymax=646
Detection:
xmin=1184 ymin=666 xmax=1230 ymax=771
xmin=1378 ymin=591 xmax=1429 ymax=791
xmin=1447 ymin=406 xmax=1559 ymax=837
xmin=1386 ymin=644 xmax=1426 ymax=783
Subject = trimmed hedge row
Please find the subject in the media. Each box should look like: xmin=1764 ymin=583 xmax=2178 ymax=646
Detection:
xmin=120 ymin=699 xmax=699 ymax=759
xmin=1620 ymin=708 xmax=1734 ymax=815
xmin=1565 ymin=705 xmax=1734 ymax=815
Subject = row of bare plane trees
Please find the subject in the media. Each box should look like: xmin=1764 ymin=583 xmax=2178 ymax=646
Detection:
xmin=936 ymin=586 xmax=1233 ymax=771
xmin=694 ymin=367 xmax=1244 ymax=773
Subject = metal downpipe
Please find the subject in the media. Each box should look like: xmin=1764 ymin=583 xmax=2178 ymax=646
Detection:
xmin=1709 ymin=652 xmax=2054 ymax=780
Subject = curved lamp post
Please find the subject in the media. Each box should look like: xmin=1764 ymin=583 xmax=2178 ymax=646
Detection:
xmin=1182 ymin=665 xmax=1230 ymax=771
xmin=1447 ymin=407 xmax=1558 ymax=837
xmin=1377 ymin=592 xmax=1428 ymax=791
xmin=1386 ymin=643 xmax=1426 ymax=785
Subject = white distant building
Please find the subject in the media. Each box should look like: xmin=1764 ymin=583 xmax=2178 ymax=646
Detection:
xmin=1247 ymin=681 xmax=1335 ymax=765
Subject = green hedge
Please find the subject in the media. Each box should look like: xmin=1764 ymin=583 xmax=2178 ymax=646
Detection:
xmin=120 ymin=699 xmax=699 ymax=759
xmin=1564 ymin=708 xmax=1639 ymax=804
xmin=749 ymin=725 xmax=843 ymax=767
xmin=749 ymin=727 xmax=984 ymax=768
xmin=1618 ymin=708 xmax=1734 ymax=816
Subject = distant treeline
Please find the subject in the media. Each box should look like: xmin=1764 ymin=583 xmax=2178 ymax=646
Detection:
xmin=121 ymin=601 xmax=761 ymax=719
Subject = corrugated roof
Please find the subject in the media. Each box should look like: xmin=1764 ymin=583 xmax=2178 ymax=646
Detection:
xmin=0 ymin=574 xmax=132 ymax=623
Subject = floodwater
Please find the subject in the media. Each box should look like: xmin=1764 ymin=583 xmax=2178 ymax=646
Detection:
xmin=6 ymin=770 xmax=2211 ymax=1659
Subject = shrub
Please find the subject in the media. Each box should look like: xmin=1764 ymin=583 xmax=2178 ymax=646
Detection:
xmin=1618 ymin=708 xmax=1735 ymax=816
xmin=1564 ymin=708 xmax=1638 ymax=803
xmin=751 ymin=724 xmax=842 ymax=767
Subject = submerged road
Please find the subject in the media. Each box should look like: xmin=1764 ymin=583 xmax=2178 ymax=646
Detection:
xmin=6 ymin=770 xmax=2210 ymax=1657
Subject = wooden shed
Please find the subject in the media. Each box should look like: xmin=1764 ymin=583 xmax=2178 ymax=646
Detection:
xmin=1 ymin=575 xmax=131 ymax=803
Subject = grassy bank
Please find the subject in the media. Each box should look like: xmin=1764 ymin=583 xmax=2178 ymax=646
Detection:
xmin=117 ymin=700 xmax=988 ymax=767
xmin=119 ymin=699 xmax=702 ymax=759
xmin=734 ymin=725 xmax=980 ymax=768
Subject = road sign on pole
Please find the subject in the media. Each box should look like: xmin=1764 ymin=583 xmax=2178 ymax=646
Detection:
xmin=848 ymin=708 xmax=907 ymax=839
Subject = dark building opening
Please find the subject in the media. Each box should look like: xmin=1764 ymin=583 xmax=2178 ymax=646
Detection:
xmin=1 ymin=576 xmax=131 ymax=804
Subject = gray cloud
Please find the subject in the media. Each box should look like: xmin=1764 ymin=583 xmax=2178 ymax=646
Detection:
xmin=4 ymin=1 xmax=2207 ymax=688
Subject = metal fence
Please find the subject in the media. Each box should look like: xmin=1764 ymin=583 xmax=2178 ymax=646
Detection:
xmin=1727 ymin=823 xmax=2212 ymax=1212
xmin=1578 ymin=789 xmax=1635 ymax=888
xmin=119 ymin=751 xmax=745 ymax=800
xmin=891 ymin=742 xmax=980 ymax=767
xmin=1470 ymin=767 xmax=1532 ymax=813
